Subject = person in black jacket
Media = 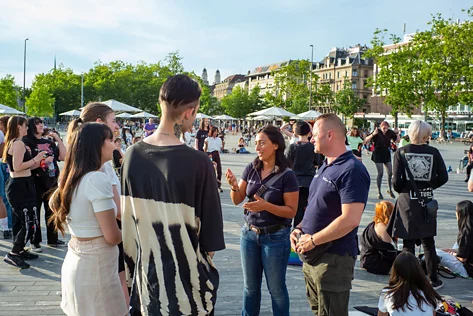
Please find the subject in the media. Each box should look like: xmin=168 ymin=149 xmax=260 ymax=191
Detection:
xmin=360 ymin=201 xmax=398 ymax=275
xmin=389 ymin=120 xmax=448 ymax=290
xmin=285 ymin=121 xmax=315 ymax=228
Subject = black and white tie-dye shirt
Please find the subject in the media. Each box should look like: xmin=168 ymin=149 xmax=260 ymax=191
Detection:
xmin=121 ymin=142 xmax=225 ymax=316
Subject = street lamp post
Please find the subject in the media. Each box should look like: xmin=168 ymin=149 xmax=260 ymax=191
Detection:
xmin=81 ymin=73 xmax=84 ymax=108
xmin=309 ymin=44 xmax=314 ymax=110
xmin=23 ymin=38 xmax=29 ymax=113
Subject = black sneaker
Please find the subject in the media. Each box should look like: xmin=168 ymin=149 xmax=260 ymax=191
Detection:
xmin=19 ymin=249 xmax=39 ymax=260
xmin=4 ymin=253 xmax=30 ymax=269
xmin=387 ymin=190 xmax=396 ymax=198
xmin=377 ymin=193 xmax=384 ymax=199
xmin=47 ymin=239 xmax=67 ymax=247
xmin=2 ymin=230 xmax=12 ymax=239
xmin=431 ymin=279 xmax=443 ymax=290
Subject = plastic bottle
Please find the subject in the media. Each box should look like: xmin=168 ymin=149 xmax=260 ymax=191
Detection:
xmin=47 ymin=162 xmax=55 ymax=177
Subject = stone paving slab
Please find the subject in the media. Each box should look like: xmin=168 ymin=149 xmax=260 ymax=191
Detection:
xmin=0 ymin=137 xmax=472 ymax=315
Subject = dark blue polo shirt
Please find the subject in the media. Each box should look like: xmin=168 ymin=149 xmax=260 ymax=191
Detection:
xmin=301 ymin=151 xmax=370 ymax=256
xmin=241 ymin=163 xmax=299 ymax=227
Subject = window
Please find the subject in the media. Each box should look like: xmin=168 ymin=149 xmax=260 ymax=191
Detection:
xmin=363 ymin=80 xmax=368 ymax=88
xmin=345 ymin=71 xmax=348 ymax=77
xmin=337 ymin=71 xmax=340 ymax=79
xmin=364 ymin=70 xmax=369 ymax=77
xmin=336 ymin=84 xmax=339 ymax=91
xmin=329 ymin=73 xmax=332 ymax=79
xmin=352 ymin=69 xmax=358 ymax=77
xmin=352 ymin=82 xmax=357 ymax=90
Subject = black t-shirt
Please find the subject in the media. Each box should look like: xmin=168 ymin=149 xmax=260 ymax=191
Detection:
xmin=121 ymin=142 xmax=225 ymax=315
xmin=23 ymin=136 xmax=60 ymax=189
xmin=457 ymin=232 xmax=473 ymax=277
xmin=372 ymin=129 xmax=397 ymax=150
xmin=285 ymin=141 xmax=316 ymax=188
xmin=241 ymin=163 xmax=299 ymax=227
xmin=196 ymin=129 xmax=208 ymax=151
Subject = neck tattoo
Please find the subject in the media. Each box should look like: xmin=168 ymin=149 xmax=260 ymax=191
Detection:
xmin=173 ymin=123 xmax=182 ymax=138
xmin=158 ymin=132 xmax=171 ymax=136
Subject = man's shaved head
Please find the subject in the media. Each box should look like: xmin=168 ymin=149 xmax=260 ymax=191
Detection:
xmin=315 ymin=113 xmax=346 ymax=136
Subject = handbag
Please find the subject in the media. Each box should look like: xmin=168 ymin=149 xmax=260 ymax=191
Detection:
xmin=399 ymin=148 xmax=438 ymax=222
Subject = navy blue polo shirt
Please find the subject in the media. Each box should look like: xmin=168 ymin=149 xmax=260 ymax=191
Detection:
xmin=301 ymin=151 xmax=370 ymax=256
xmin=241 ymin=163 xmax=299 ymax=227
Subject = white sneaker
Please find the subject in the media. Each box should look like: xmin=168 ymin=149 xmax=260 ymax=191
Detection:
xmin=31 ymin=244 xmax=42 ymax=253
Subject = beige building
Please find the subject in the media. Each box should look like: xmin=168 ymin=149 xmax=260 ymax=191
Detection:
xmin=212 ymin=74 xmax=247 ymax=100
xmin=246 ymin=61 xmax=290 ymax=96
xmin=313 ymin=44 xmax=374 ymax=113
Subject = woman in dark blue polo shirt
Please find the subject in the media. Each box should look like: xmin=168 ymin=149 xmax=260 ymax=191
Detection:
xmin=226 ymin=125 xmax=299 ymax=316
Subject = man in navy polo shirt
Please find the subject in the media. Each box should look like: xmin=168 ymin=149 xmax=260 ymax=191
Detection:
xmin=292 ymin=113 xmax=370 ymax=316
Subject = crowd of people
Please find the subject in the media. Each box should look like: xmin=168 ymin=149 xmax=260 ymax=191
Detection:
xmin=0 ymin=74 xmax=471 ymax=316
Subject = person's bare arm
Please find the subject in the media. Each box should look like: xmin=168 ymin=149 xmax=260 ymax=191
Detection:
xmin=226 ymin=168 xmax=247 ymax=205
xmin=95 ymin=209 xmax=122 ymax=245
xmin=203 ymin=139 xmax=208 ymax=153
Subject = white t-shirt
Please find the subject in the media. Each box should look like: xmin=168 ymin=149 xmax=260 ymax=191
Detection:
xmin=206 ymin=137 xmax=222 ymax=152
xmin=66 ymin=171 xmax=116 ymax=238
xmin=100 ymin=161 xmax=120 ymax=194
xmin=378 ymin=290 xmax=436 ymax=316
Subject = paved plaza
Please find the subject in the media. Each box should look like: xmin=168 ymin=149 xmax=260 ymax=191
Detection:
xmin=0 ymin=135 xmax=472 ymax=315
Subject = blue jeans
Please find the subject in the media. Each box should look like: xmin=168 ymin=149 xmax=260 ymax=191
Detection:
xmin=0 ymin=162 xmax=12 ymax=229
xmin=240 ymin=225 xmax=290 ymax=316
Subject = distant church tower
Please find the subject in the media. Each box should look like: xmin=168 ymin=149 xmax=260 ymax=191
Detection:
xmin=202 ymin=68 xmax=209 ymax=85
xmin=214 ymin=69 xmax=221 ymax=84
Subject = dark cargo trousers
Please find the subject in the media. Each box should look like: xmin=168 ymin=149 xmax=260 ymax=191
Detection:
xmin=302 ymin=252 xmax=356 ymax=316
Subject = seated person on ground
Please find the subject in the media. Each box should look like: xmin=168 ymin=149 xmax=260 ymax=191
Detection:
xmin=360 ymin=201 xmax=398 ymax=275
xmin=443 ymin=200 xmax=473 ymax=277
xmin=236 ymin=137 xmax=249 ymax=154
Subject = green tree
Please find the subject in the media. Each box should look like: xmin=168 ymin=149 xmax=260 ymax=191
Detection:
xmin=221 ymin=86 xmax=251 ymax=118
xmin=313 ymin=83 xmax=335 ymax=112
xmin=272 ymin=60 xmax=317 ymax=114
xmin=26 ymin=81 xmax=55 ymax=117
xmin=333 ymin=80 xmax=366 ymax=124
xmin=365 ymin=30 xmax=418 ymax=127
xmin=248 ymin=85 xmax=266 ymax=113
xmin=0 ymin=74 xmax=19 ymax=108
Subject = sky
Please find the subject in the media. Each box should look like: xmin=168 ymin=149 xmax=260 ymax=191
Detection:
xmin=0 ymin=0 xmax=470 ymax=88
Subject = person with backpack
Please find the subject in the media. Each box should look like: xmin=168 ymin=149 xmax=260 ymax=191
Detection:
xmin=390 ymin=120 xmax=448 ymax=290
xmin=378 ymin=251 xmax=442 ymax=316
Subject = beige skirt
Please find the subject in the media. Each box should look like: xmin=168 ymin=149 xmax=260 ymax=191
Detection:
xmin=61 ymin=236 xmax=128 ymax=316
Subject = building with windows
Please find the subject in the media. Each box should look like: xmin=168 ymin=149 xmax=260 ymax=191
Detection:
xmin=313 ymin=44 xmax=374 ymax=113
xmin=246 ymin=61 xmax=290 ymax=96
xmin=213 ymin=74 xmax=247 ymax=100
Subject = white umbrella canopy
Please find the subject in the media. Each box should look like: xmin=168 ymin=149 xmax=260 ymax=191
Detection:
xmin=59 ymin=109 xmax=81 ymax=116
xmin=297 ymin=110 xmax=322 ymax=119
xmin=214 ymin=114 xmax=236 ymax=120
xmin=196 ymin=113 xmax=212 ymax=119
xmin=251 ymin=115 xmax=272 ymax=121
xmin=0 ymin=104 xmax=25 ymax=115
xmin=131 ymin=111 xmax=158 ymax=118
xmin=116 ymin=112 xmax=132 ymax=118
xmin=248 ymin=106 xmax=295 ymax=117
xmin=101 ymin=99 xmax=142 ymax=113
